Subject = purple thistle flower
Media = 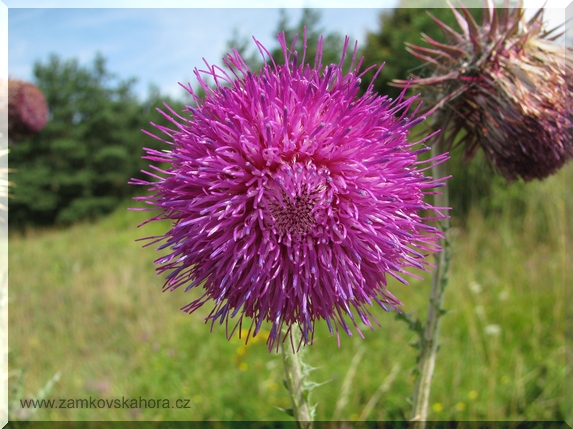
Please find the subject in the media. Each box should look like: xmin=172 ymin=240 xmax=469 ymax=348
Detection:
xmin=132 ymin=33 xmax=448 ymax=351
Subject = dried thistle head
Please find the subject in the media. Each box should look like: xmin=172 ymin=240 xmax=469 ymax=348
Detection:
xmin=396 ymin=0 xmax=573 ymax=181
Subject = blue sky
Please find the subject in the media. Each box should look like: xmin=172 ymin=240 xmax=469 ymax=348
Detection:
xmin=4 ymin=0 xmax=571 ymax=101
xmin=7 ymin=5 xmax=394 ymax=101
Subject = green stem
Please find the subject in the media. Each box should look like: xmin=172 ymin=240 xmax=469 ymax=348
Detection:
xmin=281 ymin=327 xmax=313 ymax=429
xmin=411 ymin=137 xmax=451 ymax=428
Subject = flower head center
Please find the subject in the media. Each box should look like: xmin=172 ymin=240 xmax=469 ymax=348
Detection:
xmin=264 ymin=161 xmax=330 ymax=239
xmin=268 ymin=190 xmax=316 ymax=236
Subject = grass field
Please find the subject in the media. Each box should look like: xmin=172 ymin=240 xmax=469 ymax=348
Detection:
xmin=8 ymin=161 xmax=572 ymax=423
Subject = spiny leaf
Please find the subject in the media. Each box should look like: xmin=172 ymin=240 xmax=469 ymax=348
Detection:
xmin=275 ymin=406 xmax=294 ymax=417
xmin=302 ymin=379 xmax=331 ymax=391
xmin=395 ymin=311 xmax=424 ymax=337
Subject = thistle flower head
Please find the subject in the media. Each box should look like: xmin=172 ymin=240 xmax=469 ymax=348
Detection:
xmin=0 ymin=149 xmax=9 ymax=223
xmin=132 ymin=33 xmax=448 ymax=351
xmin=397 ymin=0 xmax=573 ymax=181
xmin=8 ymin=79 xmax=49 ymax=139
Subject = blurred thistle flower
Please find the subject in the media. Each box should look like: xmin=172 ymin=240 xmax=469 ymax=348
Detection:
xmin=8 ymin=79 xmax=49 ymax=139
xmin=396 ymin=0 xmax=573 ymax=181
xmin=132 ymin=32 xmax=448 ymax=351
xmin=0 ymin=149 xmax=9 ymax=222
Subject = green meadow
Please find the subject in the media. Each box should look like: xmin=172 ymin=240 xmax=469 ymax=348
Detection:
xmin=8 ymin=161 xmax=572 ymax=423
